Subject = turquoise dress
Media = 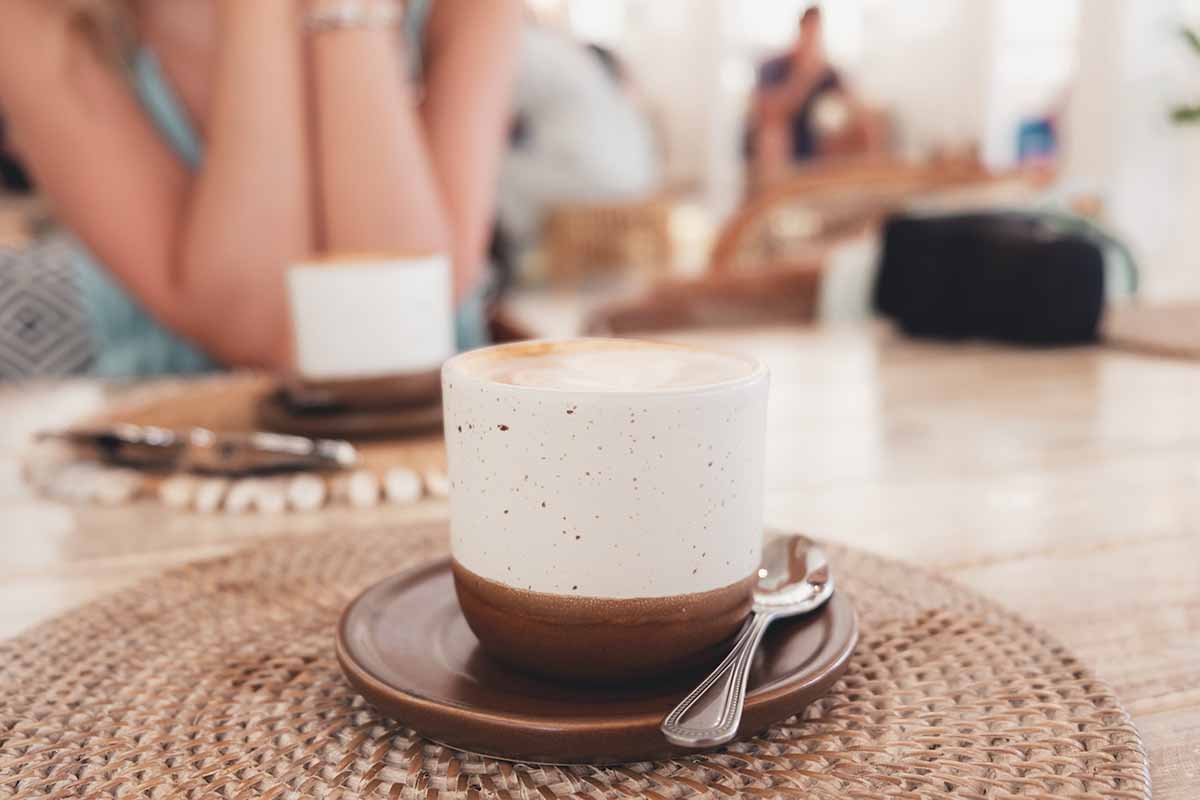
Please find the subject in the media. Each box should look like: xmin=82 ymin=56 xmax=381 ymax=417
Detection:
xmin=74 ymin=0 xmax=489 ymax=377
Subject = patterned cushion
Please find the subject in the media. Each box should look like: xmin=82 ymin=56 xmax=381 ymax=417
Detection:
xmin=0 ymin=238 xmax=93 ymax=378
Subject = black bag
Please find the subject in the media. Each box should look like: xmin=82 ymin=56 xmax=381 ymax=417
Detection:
xmin=873 ymin=212 xmax=1133 ymax=345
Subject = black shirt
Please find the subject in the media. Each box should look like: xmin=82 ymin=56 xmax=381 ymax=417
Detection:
xmin=746 ymin=56 xmax=841 ymax=161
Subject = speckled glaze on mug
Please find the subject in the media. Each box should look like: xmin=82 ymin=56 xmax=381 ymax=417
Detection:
xmin=441 ymin=339 xmax=769 ymax=682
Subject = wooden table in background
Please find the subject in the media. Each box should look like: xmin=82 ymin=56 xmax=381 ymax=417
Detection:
xmin=2 ymin=325 xmax=1197 ymax=796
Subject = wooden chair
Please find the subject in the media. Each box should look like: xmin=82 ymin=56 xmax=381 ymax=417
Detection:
xmin=541 ymin=196 xmax=673 ymax=285
xmin=711 ymin=157 xmax=1005 ymax=275
xmin=586 ymin=159 xmax=1050 ymax=336
xmin=584 ymin=266 xmax=823 ymax=336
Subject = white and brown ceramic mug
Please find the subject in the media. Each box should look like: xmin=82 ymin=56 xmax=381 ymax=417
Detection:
xmin=442 ymin=338 xmax=769 ymax=683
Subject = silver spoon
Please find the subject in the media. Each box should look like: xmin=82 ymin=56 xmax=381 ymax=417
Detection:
xmin=660 ymin=534 xmax=835 ymax=748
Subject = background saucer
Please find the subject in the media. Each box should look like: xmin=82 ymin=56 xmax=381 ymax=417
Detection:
xmin=282 ymin=369 xmax=442 ymax=411
xmin=256 ymin=390 xmax=443 ymax=439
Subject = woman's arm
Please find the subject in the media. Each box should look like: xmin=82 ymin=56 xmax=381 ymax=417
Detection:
xmin=179 ymin=0 xmax=315 ymax=363
xmin=0 ymin=0 xmax=312 ymax=368
xmin=420 ymin=0 xmax=520 ymax=299
xmin=308 ymin=2 xmax=450 ymax=256
xmin=309 ymin=0 xmax=520 ymax=300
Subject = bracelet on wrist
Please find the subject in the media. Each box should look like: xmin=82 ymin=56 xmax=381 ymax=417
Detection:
xmin=304 ymin=1 xmax=406 ymax=34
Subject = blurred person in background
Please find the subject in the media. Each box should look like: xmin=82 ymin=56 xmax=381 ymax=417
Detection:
xmin=745 ymin=5 xmax=855 ymax=182
xmin=494 ymin=24 xmax=660 ymax=283
xmin=585 ymin=42 xmax=667 ymax=170
xmin=0 ymin=0 xmax=519 ymax=378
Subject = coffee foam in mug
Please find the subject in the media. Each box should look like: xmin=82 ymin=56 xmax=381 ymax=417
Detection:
xmin=454 ymin=340 xmax=758 ymax=392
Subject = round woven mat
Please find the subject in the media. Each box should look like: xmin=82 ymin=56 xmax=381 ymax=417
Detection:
xmin=0 ymin=524 xmax=1149 ymax=799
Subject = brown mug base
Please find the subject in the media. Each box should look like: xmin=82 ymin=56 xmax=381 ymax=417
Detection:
xmin=451 ymin=560 xmax=756 ymax=684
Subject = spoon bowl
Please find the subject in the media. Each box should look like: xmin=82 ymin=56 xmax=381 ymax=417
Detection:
xmin=755 ymin=535 xmax=834 ymax=611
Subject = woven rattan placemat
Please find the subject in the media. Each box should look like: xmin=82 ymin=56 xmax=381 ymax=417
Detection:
xmin=0 ymin=523 xmax=1149 ymax=799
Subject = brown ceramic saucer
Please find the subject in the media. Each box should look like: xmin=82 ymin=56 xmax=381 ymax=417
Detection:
xmin=336 ymin=557 xmax=858 ymax=765
xmin=281 ymin=369 xmax=442 ymax=412
xmin=255 ymin=390 xmax=443 ymax=439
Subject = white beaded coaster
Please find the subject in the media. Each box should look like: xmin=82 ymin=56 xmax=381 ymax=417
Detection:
xmin=23 ymin=445 xmax=449 ymax=516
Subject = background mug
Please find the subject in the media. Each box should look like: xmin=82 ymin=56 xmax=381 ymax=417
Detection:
xmin=288 ymin=253 xmax=454 ymax=380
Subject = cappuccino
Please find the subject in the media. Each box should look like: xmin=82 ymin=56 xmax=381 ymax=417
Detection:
xmin=442 ymin=338 xmax=769 ymax=682
xmin=465 ymin=339 xmax=757 ymax=392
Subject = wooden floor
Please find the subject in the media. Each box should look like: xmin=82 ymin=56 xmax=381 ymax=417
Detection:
xmin=1 ymin=323 xmax=1197 ymax=796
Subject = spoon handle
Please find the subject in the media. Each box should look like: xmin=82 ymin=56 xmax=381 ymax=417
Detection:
xmin=661 ymin=611 xmax=775 ymax=748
